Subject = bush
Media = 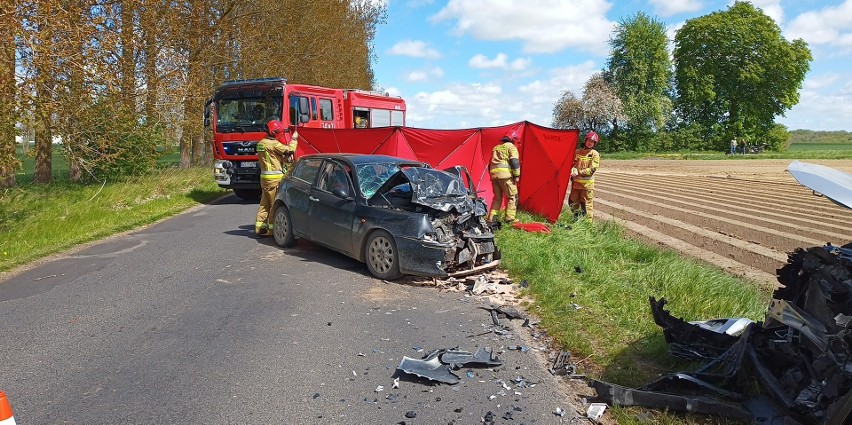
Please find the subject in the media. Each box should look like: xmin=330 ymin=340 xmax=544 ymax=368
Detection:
xmin=67 ymin=101 xmax=165 ymax=182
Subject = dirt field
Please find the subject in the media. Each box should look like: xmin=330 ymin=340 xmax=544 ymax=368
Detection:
xmin=592 ymin=159 xmax=852 ymax=287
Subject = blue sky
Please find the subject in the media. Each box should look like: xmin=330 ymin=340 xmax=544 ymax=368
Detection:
xmin=371 ymin=0 xmax=852 ymax=131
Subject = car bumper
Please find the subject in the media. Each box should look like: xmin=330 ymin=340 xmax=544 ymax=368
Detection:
xmin=396 ymin=237 xmax=499 ymax=278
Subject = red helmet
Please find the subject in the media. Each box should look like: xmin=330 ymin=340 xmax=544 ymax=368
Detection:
xmin=501 ymin=130 xmax=519 ymax=143
xmin=266 ymin=120 xmax=284 ymax=137
xmin=584 ymin=131 xmax=599 ymax=144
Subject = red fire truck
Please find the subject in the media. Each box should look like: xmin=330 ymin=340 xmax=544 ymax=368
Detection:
xmin=204 ymin=78 xmax=407 ymax=199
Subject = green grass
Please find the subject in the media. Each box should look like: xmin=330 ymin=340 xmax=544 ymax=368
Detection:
xmin=495 ymin=213 xmax=772 ymax=424
xmin=0 ymin=167 xmax=226 ymax=272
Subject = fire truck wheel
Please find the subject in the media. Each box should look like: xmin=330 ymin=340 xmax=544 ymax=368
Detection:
xmin=273 ymin=205 xmax=295 ymax=248
xmin=365 ymin=230 xmax=402 ymax=280
xmin=234 ymin=189 xmax=261 ymax=200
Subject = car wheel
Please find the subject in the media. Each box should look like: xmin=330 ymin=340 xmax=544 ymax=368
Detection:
xmin=365 ymin=230 xmax=402 ymax=280
xmin=234 ymin=189 xmax=261 ymax=201
xmin=272 ymin=205 xmax=295 ymax=248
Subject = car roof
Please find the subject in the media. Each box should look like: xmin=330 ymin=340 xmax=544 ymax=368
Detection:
xmin=299 ymin=153 xmax=426 ymax=167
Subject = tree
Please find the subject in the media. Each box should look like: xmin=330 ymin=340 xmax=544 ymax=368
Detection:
xmin=673 ymin=1 xmax=811 ymax=148
xmin=552 ymin=73 xmax=625 ymax=148
xmin=605 ymin=12 xmax=672 ymax=136
xmin=0 ymin=1 xmax=19 ymax=188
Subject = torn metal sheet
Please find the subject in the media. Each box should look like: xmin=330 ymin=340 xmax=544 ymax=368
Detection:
xmin=440 ymin=347 xmax=503 ymax=368
xmin=396 ymin=347 xmax=502 ymax=385
xmin=397 ymin=352 xmax=460 ymax=384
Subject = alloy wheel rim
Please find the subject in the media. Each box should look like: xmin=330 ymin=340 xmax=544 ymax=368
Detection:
xmin=369 ymin=237 xmax=393 ymax=273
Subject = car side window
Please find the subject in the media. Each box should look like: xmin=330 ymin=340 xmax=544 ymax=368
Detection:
xmin=319 ymin=162 xmax=352 ymax=193
xmin=292 ymin=158 xmax=323 ymax=184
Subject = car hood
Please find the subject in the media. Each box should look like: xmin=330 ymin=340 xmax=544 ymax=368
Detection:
xmin=373 ymin=167 xmax=475 ymax=214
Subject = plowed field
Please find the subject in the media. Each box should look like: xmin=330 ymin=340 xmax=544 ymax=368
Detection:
xmin=590 ymin=159 xmax=852 ymax=286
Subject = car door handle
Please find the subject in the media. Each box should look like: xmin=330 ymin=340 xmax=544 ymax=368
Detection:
xmin=309 ymin=196 xmax=319 ymax=202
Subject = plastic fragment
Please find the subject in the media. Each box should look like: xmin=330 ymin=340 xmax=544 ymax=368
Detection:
xmin=587 ymin=403 xmax=607 ymax=421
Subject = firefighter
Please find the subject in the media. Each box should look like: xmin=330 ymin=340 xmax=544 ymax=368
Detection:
xmin=569 ymin=131 xmax=601 ymax=221
xmin=487 ymin=130 xmax=521 ymax=225
xmin=255 ymin=120 xmax=298 ymax=237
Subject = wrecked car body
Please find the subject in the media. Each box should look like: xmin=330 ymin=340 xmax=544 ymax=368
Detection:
xmin=271 ymin=153 xmax=499 ymax=280
xmin=591 ymin=244 xmax=852 ymax=424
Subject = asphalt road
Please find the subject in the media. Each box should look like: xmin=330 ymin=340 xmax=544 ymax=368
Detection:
xmin=0 ymin=194 xmax=578 ymax=424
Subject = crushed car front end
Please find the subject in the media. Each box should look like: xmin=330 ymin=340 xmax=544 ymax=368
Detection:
xmin=367 ymin=165 xmax=500 ymax=277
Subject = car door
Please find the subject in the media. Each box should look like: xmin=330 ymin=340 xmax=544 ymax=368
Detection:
xmin=284 ymin=157 xmax=323 ymax=236
xmin=307 ymin=160 xmax=358 ymax=255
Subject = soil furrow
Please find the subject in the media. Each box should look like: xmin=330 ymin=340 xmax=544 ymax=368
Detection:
xmin=596 ymin=182 xmax=851 ymax=242
xmin=603 ymin=172 xmax=851 ymax=221
xmin=598 ymin=177 xmax=852 ymax=233
xmin=602 ymin=173 xmax=851 ymax=222
xmin=596 ymin=198 xmax=788 ymax=275
xmin=597 ymin=186 xmax=828 ymax=247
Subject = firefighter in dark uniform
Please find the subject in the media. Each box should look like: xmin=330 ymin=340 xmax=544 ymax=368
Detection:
xmin=569 ymin=131 xmax=601 ymax=221
xmin=255 ymin=120 xmax=298 ymax=237
xmin=487 ymin=130 xmax=521 ymax=225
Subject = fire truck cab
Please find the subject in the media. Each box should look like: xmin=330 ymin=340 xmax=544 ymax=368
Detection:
xmin=204 ymin=78 xmax=406 ymax=199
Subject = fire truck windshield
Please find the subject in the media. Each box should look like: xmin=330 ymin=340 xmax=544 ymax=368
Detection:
xmin=215 ymin=96 xmax=283 ymax=133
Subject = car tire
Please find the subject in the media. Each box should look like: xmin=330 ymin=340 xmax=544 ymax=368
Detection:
xmin=234 ymin=189 xmax=261 ymax=200
xmin=272 ymin=205 xmax=295 ymax=248
xmin=365 ymin=230 xmax=402 ymax=280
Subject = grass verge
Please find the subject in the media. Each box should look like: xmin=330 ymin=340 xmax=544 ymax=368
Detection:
xmin=496 ymin=212 xmax=773 ymax=424
xmin=0 ymin=167 xmax=226 ymax=272
xmin=606 ymin=146 xmax=852 ymax=160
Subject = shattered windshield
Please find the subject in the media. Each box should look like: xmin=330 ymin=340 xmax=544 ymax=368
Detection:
xmin=356 ymin=162 xmax=403 ymax=198
xmin=402 ymin=168 xmax=467 ymax=199
xmin=216 ymin=95 xmax=283 ymax=133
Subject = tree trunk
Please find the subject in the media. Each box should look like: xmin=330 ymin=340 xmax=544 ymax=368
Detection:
xmin=179 ymin=0 xmax=203 ymax=169
xmin=32 ymin=2 xmax=54 ymax=185
xmin=0 ymin=1 xmax=17 ymax=188
xmin=142 ymin=1 xmax=158 ymax=124
xmin=119 ymin=0 xmax=136 ymax=113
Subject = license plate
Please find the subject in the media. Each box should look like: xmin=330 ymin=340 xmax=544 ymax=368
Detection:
xmin=241 ymin=161 xmax=257 ymax=168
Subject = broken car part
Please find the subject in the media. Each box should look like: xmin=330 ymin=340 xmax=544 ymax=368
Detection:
xmin=396 ymin=347 xmax=502 ymax=384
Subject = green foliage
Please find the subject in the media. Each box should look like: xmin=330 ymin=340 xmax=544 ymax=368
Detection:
xmin=657 ymin=123 xmax=707 ymax=151
xmin=606 ymin=12 xmax=673 ymax=136
xmin=764 ymin=123 xmax=791 ymax=151
xmin=673 ymin=2 xmax=811 ymax=143
xmin=789 ymin=129 xmax=852 ymax=144
xmin=69 ymin=101 xmax=166 ymax=182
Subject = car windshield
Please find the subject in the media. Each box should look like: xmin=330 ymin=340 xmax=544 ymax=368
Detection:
xmin=356 ymin=162 xmax=403 ymax=198
xmin=216 ymin=96 xmax=282 ymax=132
xmin=402 ymin=168 xmax=467 ymax=199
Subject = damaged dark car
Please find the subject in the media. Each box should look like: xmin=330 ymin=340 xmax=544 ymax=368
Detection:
xmin=271 ymin=154 xmax=499 ymax=280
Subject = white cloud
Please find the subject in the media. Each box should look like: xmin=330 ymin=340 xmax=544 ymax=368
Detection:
xmin=401 ymin=60 xmax=598 ymax=129
xmin=468 ymin=53 xmax=531 ymax=71
xmin=407 ymin=71 xmax=428 ymax=82
xmin=387 ymin=40 xmax=442 ymax=59
xmin=649 ymin=0 xmax=703 ymax=17
xmin=786 ymin=0 xmax=852 ymax=53
xmin=405 ymin=67 xmax=445 ymax=82
xmin=747 ymin=0 xmax=784 ymax=26
xmin=431 ymin=0 xmax=614 ymax=55
xmin=779 ymin=76 xmax=852 ymax=131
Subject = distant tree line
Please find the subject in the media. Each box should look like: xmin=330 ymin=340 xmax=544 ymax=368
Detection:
xmin=789 ymin=130 xmax=852 ymax=144
xmin=0 ymin=0 xmax=385 ymax=187
xmin=553 ymin=1 xmax=812 ymax=153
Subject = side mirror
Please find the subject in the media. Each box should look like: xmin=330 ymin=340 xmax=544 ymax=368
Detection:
xmin=298 ymin=98 xmax=310 ymax=124
xmin=332 ymin=188 xmax=352 ymax=200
